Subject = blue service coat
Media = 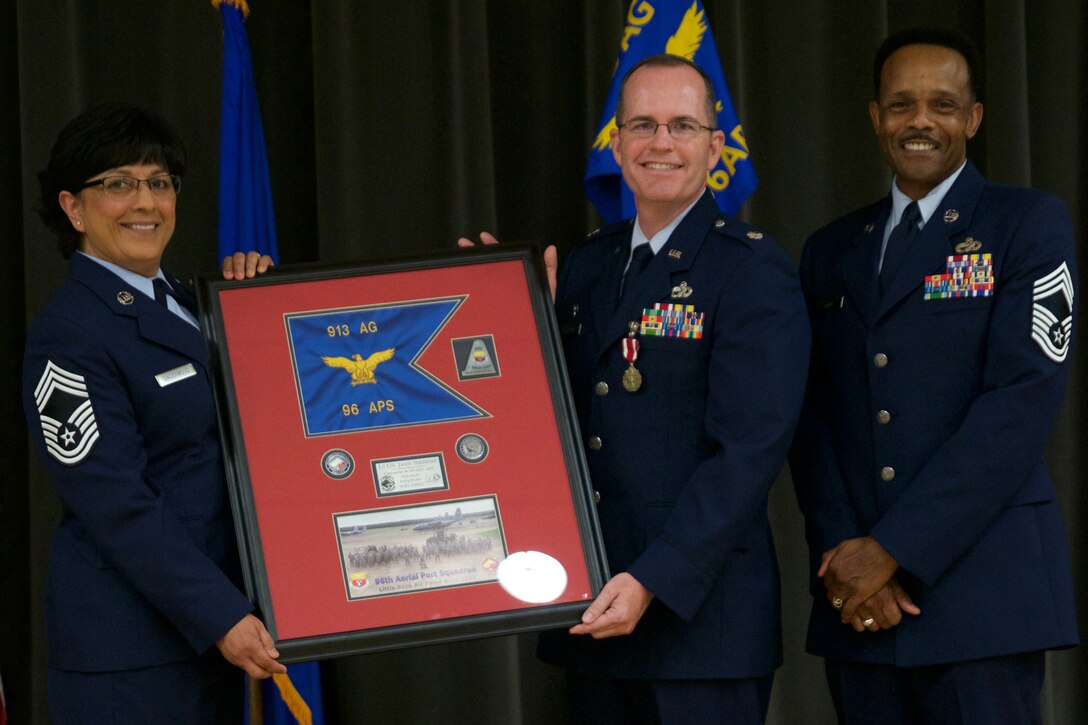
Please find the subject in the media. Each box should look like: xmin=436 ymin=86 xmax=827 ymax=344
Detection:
xmin=23 ymin=253 xmax=253 ymax=673
xmin=538 ymin=191 xmax=810 ymax=679
xmin=791 ymin=162 xmax=1079 ymax=666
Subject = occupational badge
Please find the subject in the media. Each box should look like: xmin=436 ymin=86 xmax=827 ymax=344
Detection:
xmin=1031 ymin=261 xmax=1074 ymax=363
xmin=954 ymin=237 xmax=982 ymax=253
xmin=34 ymin=360 xmax=100 ymax=466
xmin=670 ymin=281 xmax=693 ymax=299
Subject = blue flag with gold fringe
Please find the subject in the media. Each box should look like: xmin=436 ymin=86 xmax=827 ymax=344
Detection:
xmin=216 ymin=0 xmax=278 ymax=262
xmin=214 ymin=2 xmax=322 ymax=723
xmin=585 ymin=0 xmax=756 ymax=222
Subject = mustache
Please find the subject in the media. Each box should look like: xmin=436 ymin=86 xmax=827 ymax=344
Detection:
xmin=898 ymin=133 xmax=939 ymax=145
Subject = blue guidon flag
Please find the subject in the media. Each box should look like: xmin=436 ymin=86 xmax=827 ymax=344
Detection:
xmin=585 ymin=0 xmax=756 ymax=222
xmin=286 ymin=297 xmax=489 ymax=436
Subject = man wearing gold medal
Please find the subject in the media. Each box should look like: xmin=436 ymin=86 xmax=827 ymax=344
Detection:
xmin=538 ymin=54 xmax=809 ymax=723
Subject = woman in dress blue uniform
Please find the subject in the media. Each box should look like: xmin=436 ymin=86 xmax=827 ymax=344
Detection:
xmin=23 ymin=104 xmax=283 ymax=723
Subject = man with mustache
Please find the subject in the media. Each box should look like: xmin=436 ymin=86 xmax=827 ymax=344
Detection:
xmin=790 ymin=27 xmax=1079 ymax=723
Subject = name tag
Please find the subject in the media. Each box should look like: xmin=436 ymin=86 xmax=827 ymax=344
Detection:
xmin=156 ymin=363 xmax=197 ymax=387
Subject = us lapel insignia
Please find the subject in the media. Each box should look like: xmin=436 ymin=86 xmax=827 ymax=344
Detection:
xmin=117 ymin=291 xmax=135 ymax=305
xmin=671 ymin=281 xmax=693 ymax=299
xmin=746 ymin=231 xmax=763 ymax=240
xmin=864 ymin=224 xmax=875 ymax=234
xmin=714 ymin=219 xmax=726 ymax=228
xmin=954 ymin=237 xmax=982 ymax=253
xmin=667 ymin=249 xmax=682 ymax=259
xmin=943 ymin=209 xmax=960 ymax=223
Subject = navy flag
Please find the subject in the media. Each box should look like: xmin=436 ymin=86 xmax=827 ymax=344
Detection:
xmin=585 ymin=0 xmax=756 ymax=222
xmin=213 ymin=2 xmax=322 ymax=722
xmin=215 ymin=0 xmax=278 ymax=261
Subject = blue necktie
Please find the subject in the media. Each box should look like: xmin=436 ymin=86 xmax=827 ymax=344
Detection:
xmin=880 ymin=201 xmax=921 ymax=294
xmin=619 ymin=243 xmax=654 ymax=301
xmin=153 ymin=278 xmax=175 ymax=308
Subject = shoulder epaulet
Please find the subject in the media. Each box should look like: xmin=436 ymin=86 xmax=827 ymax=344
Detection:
xmin=709 ymin=215 xmax=771 ymax=246
xmin=580 ymin=218 xmax=632 ymax=247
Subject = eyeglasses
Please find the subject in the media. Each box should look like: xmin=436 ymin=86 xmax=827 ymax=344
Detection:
xmin=617 ymin=118 xmax=715 ymax=139
xmin=79 ymin=174 xmax=182 ymax=197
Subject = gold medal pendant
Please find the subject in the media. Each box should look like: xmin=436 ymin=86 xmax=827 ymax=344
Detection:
xmin=621 ymin=332 xmax=642 ymax=393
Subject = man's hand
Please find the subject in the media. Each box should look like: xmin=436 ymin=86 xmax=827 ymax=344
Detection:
xmin=819 ymin=536 xmax=899 ymax=622
xmin=457 ymin=231 xmax=501 ymax=248
xmin=215 ymin=613 xmax=287 ymax=678
xmin=847 ymin=576 xmax=921 ymax=632
xmin=457 ymin=232 xmax=558 ymax=301
xmin=221 ymin=251 xmax=274 ymax=280
xmin=568 ymin=572 xmax=654 ymax=639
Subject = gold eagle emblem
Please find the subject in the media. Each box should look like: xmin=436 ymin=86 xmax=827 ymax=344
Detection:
xmin=322 ymin=348 xmax=395 ymax=385
xmin=591 ymin=2 xmax=708 ymax=153
xmin=664 ymin=2 xmax=707 ymax=59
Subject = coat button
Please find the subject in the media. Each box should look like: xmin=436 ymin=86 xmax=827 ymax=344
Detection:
xmin=594 ymin=490 xmax=601 ymax=503
xmin=594 ymin=381 xmax=609 ymax=396
xmin=876 ymin=410 xmax=891 ymax=425
xmin=588 ymin=436 xmax=602 ymax=451
xmin=880 ymin=466 xmax=895 ymax=481
xmin=873 ymin=353 xmax=888 ymax=368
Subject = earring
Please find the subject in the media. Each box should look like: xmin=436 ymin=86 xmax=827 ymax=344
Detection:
xmin=76 ymin=219 xmax=82 ymax=226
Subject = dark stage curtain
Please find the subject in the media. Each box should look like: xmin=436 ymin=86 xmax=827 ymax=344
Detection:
xmin=5 ymin=2 xmax=1085 ymax=723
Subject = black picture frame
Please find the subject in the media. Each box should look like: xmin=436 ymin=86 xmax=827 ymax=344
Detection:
xmin=197 ymin=245 xmax=608 ymax=662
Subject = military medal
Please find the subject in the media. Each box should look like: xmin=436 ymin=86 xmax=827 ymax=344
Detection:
xmin=621 ymin=334 xmax=642 ymax=392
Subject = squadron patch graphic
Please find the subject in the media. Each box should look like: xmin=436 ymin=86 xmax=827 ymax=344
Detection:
xmin=451 ymin=335 xmax=500 ymax=380
xmin=34 ymin=361 xmax=99 ymax=466
xmin=1031 ymin=261 xmax=1074 ymax=363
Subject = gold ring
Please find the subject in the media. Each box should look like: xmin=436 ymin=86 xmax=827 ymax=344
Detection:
xmin=862 ymin=618 xmax=875 ymax=629
xmin=832 ymin=597 xmax=843 ymax=609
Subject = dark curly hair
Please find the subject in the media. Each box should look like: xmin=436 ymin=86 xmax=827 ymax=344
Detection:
xmin=37 ymin=104 xmax=187 ymax=258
